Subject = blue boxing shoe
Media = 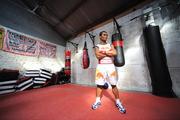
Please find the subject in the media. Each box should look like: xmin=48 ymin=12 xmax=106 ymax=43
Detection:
xmin=116 ymin=103 xmax=126 ymax=114
xmin=92 ymin=102 xmax=101 ymax=110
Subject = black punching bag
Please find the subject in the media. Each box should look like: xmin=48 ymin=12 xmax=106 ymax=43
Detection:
xmin=112 ymin=33 xmax=125 ymax=67
xmin=143 ymin=25 xmax=176 ymax=97
xmin=82 ymin=41 xmax=90 ymax=69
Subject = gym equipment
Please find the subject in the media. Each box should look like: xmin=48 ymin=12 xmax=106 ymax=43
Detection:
xmin=103 ymin=82 xmax=109 ymax=89
xmin=86 ymin=31 xmax=96 ymax=48
xmin=65 ymin=50 xmax=71 ymax=76
xmin=82 ymin=41 xmax=90 ymax=69
xmin=143 ymin=25 xmax=176 ymax=97
xmin=112 ymin=18 xmax=125 ymax=67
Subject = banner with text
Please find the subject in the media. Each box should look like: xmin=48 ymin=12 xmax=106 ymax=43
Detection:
xmin=3 ymin=30 xmax=38 ymax=56
xmin=3 ymin=30 xmax=57 ymax=58
xmin=39 ymin=41 xmax=56 ymax=58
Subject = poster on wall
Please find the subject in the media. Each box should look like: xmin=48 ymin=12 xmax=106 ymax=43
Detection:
xmin=3 ymin=30 xmax=38 ymax=56
xmin=2 ymin=29 xmax=57 ymax=58
xmin=0 ymin=28 xmax=5 ymax=49
xmin=39 ymin=41 xmax=56 ymax=58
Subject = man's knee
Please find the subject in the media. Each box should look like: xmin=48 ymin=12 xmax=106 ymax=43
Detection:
xmin=97 ymin=85 xmax=104 ymax=89
xmin=111 ymin=85 xmax=117 ymax=89
xmin=97 ymin=83 xmax=108 ymax=89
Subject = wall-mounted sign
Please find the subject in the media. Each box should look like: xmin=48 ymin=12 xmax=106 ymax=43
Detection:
xmin=3 ymin=30 xmax=57 ymax=58
xmin=39 ymin=41 xmax=56 ymax=58
xmin=3 ymin=30 xmax=38 ymax=56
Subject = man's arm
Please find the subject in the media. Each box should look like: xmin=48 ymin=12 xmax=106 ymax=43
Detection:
xmin=95 ymin=47 xmax=106 ymax=60
xmin=106 ymin=45 xmax=117 ymax=57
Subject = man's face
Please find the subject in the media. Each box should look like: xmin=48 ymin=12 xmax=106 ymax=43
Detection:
xmin=100 ymin=32 xmax=108 ymax=42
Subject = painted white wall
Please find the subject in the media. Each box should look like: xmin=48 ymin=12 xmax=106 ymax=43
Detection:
xmin=68 ymin=0 xmax=180 ymax=96
xmin=68 ymin=8 xmax=151 ymax=92
xmin=160 ymin=17 xmax=180 ymax=97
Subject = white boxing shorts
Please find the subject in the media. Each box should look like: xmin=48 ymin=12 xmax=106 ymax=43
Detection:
xmin=95 ymin=64 xmax=117 ymax=86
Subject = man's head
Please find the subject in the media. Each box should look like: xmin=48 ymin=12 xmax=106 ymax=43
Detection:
xmin=99 ymin=31 xmax=108 ymax=42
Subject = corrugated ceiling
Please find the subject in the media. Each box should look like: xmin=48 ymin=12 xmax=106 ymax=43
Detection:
xmin=14 ymin=0 xmax=153 ymax=40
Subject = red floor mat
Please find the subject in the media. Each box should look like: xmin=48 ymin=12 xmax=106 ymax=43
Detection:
xmin=0 ymin=84 xmax=180 ymax=120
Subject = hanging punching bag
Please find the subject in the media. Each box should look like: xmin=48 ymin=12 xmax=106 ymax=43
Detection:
xmin=65 ymin=50 xmax=71 ymax=76
xmin=82 ymin=41 xmax=90 ymax=69
xmin=112 ymin=33 xmax=125 ymax=67
xmin=112 ymin=18 xmax=125 ymax=67
xmin=143 ymin=25 xmax=176 ymax=97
